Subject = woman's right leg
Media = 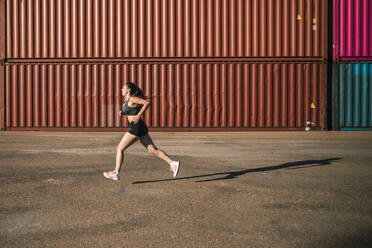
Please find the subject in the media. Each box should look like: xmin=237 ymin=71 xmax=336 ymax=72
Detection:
xmin=104 ymin=132 xmax=138 ymax=181
xmin=115 ymin=132 xmax=139 ymax=173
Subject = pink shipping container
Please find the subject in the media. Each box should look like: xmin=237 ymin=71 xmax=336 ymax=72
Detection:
xmin=3 ymin=62 xmax=327 ymax=131
xmin=333 ymin=0 xmax=372 ymax=60
xmin=5 ymin=0 xmax=328 ymax=59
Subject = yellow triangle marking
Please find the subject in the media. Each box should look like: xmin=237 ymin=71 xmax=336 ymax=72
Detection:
xmin=311 ymin=103 xmax=316 ymax=109
xmin=297 ymin=14 xmax=303 ymax=21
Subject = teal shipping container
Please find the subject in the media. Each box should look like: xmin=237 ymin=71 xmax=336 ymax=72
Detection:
xmin=333 ymin=62 xmax=372 ymax=130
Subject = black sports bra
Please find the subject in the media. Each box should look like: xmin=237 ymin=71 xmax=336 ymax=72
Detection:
xmin=122 ymin=99 xmax=141 ymax=116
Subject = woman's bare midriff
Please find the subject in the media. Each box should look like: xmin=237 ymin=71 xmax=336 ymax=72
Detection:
xmin=127 ymin=116 xmax=137 ymax=123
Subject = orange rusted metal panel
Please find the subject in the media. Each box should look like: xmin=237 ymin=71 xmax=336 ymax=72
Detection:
xmin=5 ymin=0 xmax=327 ymax=59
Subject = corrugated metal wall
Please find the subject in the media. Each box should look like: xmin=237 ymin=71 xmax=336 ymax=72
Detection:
xmin=333 ymin=0 xmax=372 ymax=60
xmin=332 ymin=0 xmax=372 ymax=130
xmin=5 ymin=62 xmax=325 ymax=130
xmin=1 ymin=0 xmax=329 ymax=131
xmin=6 ymin=0 xmax=327 ymax=59
xmin=334 ymin=62 xmax=372 ymax=129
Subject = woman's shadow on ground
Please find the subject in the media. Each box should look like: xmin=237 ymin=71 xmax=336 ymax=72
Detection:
xmin=132 ymin=158 xmax=342 ymax=184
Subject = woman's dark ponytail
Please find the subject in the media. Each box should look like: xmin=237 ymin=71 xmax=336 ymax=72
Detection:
xmin=125 ymin=82 xmax=146 ymax=99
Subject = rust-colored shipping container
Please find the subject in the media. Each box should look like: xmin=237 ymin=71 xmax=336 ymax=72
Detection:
xmin=4 ymin=62 xmax=327 ymax=131
xmin=5 ymin=0 xmax=328 ymax=59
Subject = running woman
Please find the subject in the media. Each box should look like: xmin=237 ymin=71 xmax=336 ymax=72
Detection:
xmin=103 ymin=82 xmax=180 ymax=181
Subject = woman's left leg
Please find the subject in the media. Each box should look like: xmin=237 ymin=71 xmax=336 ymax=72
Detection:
xmin=140 ymin=134 xmax=173 ymax=166
xmin=140 ymin=134 xmax=180 ymax=177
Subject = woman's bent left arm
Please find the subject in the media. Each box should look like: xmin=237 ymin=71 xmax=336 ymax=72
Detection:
xmin=131 ymin=97 xmax=151 ymax=122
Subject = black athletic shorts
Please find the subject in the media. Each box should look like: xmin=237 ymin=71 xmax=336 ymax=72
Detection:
xmin=129 ymin=119 xmax=148 ymax=137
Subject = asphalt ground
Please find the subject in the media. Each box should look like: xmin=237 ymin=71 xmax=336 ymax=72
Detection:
xmin=0 ymin=131 xmax=371 ymax=248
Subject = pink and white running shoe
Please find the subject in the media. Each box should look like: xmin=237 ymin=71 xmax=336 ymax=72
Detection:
xmin=103 ymin=171 xmax=120 ymax=181
xmin=171 ymin=161 xmax=180 ymax=178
